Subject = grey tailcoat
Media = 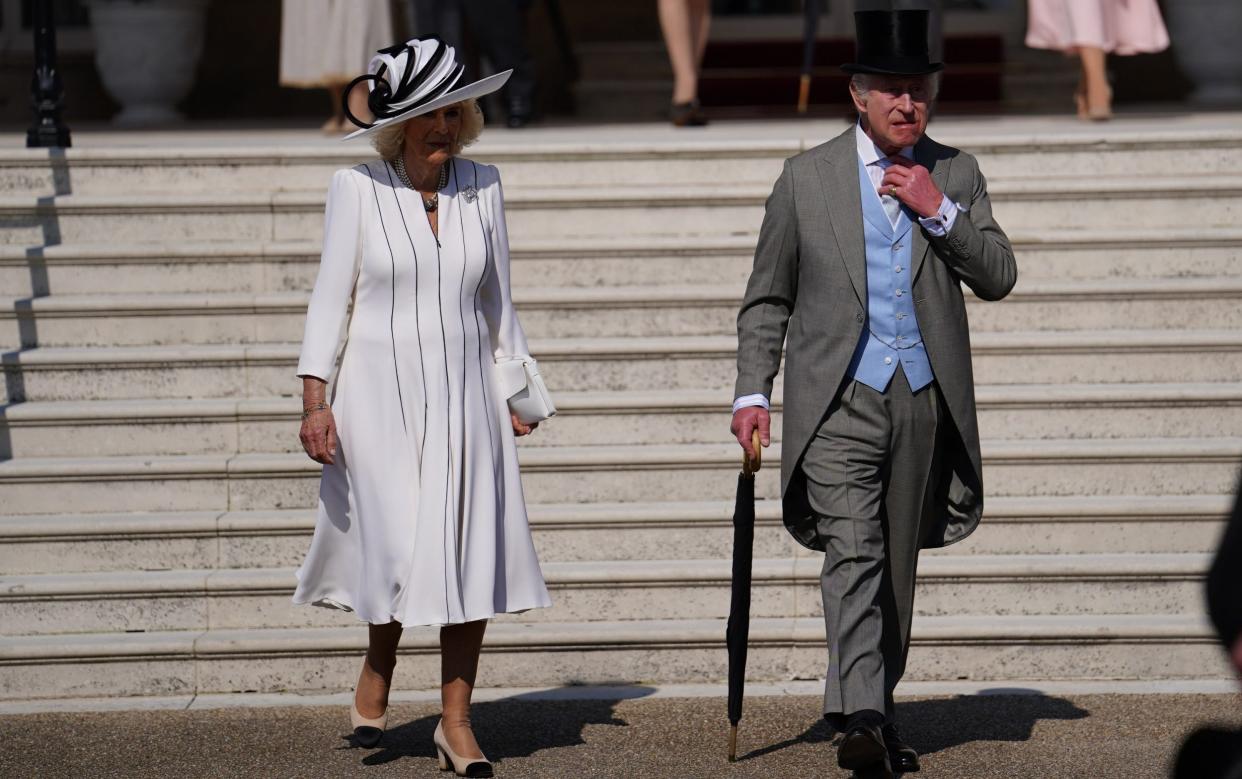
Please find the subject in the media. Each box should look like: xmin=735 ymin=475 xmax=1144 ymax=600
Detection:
xmin=735 ymin=127 xmax=1017 ymax=552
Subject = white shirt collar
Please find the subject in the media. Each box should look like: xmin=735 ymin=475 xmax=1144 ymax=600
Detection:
xmin=855 ymin=120 xmax=915 ymax=167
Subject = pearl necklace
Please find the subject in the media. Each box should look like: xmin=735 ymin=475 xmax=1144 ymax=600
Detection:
xmin=392 ymin=156 xmax=448 ymax=212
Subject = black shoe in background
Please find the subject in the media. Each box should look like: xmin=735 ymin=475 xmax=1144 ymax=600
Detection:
xmin=882 ymin=722 xmax=921 ymax=773
xmin=670 ymin=100 xmax=708 ymax=127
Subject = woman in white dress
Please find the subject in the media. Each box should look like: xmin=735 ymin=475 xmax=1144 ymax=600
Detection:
xmin=295 ymin=38 xmax=551 ymax=777
xmin=279 ymin=0 xmax=393 ymax=133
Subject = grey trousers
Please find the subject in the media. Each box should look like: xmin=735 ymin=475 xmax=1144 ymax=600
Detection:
xmin=800 ymin=367 xmax=942 ymax=727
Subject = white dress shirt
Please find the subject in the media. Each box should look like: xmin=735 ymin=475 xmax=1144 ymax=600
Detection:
xmin=732 ymin=123 xmax=964 ymax=414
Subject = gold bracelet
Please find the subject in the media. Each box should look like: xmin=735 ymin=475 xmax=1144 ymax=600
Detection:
xmin=302 ymin=402 xmax=329 ymax=419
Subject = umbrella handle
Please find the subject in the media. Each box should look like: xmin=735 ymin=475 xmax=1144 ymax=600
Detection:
xmin=797 ymin=74 xmax=812 ymax=114
xmin=743 ymin=429 xmax=762 ymax=476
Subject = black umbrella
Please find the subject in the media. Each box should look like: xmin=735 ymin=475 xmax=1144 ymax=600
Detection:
xmin=727 ymin=429 xmax=762 ymax=762
xmin=798 ymin=0 xmax=825 ymax=114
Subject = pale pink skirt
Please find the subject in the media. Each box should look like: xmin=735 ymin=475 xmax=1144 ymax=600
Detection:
xmin=1026 ymin=0 xmax=1169 ymax=56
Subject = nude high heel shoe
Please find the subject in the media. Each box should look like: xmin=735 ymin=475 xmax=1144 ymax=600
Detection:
xmin=1084 ymin=83 xmax=1113 ymax=122
xmin=350 ymin=697 xmax=388 ymax=748
xmin=1087 ymin=87 xmax=1113 ymax=121
xmin=434 ymin=720 xmax=494 ymax=778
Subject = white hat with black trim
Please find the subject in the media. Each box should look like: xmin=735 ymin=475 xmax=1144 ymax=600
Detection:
xmin=342 ymin=36 xmax=511 ymax=141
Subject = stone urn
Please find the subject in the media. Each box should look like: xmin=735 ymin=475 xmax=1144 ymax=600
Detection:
xmin=88 ymin=0 xmax=209 ymax=125
xmin=1164 ymin=0 xmax=1242 ymax=105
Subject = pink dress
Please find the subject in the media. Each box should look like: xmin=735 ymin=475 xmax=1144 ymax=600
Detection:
xmin=1026 ymin=0 xmax=1169 ymax=56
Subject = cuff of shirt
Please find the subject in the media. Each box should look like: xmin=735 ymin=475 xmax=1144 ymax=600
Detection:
xmin=918 ymin=195 xmax=965 ymax=236
xmin=733 ymin=394 xmax=770 ymax=413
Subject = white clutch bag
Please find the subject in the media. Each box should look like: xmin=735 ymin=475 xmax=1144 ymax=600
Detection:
xmin=493 ymin=357 xmax=557 ymax=425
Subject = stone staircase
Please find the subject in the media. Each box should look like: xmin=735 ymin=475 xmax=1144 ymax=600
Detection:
xmin=1 ymin=119 xmax=1240 ymax=702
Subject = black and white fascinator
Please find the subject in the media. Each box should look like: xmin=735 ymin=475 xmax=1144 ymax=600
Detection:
xmin=342 ymin=36 xmax=511 ymax=141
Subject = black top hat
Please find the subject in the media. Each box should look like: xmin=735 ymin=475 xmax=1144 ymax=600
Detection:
xmin=841 ymin=10 xmax=944 ymax=76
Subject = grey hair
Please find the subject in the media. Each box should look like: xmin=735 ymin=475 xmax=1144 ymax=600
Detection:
xmin=371 ymin=98 xmax=484 ymax=161
xmin=849 ymin=72 xmax=942 ymax=102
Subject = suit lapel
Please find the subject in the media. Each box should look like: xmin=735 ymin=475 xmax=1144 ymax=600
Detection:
xmin=815 ymin=133 xmax=867 ymax=307
xmin=912 ymin=136 xmax=951 ymax=282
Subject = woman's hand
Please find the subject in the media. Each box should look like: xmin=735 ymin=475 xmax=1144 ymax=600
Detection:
xmin=300 ymin=406 xmax=338 ymax=465
xmin=511 ymin=413 xmax=538 ymax=437
xmin=300 ymin=376 xmax=337 ymax=464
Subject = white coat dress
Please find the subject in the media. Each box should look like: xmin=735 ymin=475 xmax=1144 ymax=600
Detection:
xmin=292 ymin=158 xmax=552 ymax=627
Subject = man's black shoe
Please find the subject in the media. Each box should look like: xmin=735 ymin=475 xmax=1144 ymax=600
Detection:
xmin=838 ymin=724 xmax=894 ymax=779
xmin=882 ymin=723 xmax=921 ymax=773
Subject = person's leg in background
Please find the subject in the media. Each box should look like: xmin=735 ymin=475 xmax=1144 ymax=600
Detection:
xmin=689 ymin=0 xmax=711 ymax=87
xmin=658 ymin=0 xmax=712 ymax=126
xmin=1077 ymin=45 xmax=1112 ymax=120
xmin=330 ymin=82 xmax=375 ymax=133
xmin=460 ymin=0 xmax=538 ymax=127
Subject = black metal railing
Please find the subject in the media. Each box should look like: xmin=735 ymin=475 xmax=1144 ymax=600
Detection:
xmin=27 ymin=0 xmax=72 ymax=148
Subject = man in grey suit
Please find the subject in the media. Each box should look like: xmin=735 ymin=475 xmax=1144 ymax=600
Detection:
xmin=731 ymin=9 xmax=1016 ymax=778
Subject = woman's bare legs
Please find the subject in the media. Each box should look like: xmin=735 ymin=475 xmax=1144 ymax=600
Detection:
xmin=1072 ymin=64 xmax=1087 ymax=119
xmin=325 ymin=81 xmax=373 ymax=133
xmin=1078 ymin=45 xmax=1112 ymax=120
xmin=440 ymin=619 xmax=489 ymax=760
xmin=659 ymin=0 xmax=711 ymax=105
xmin=690 ymin=0 xmax=711 ymax=76
xmin=325 ymin=84 xmax=346 ymax=133
xmin=355 ymin=621 xmax=402 ymax=718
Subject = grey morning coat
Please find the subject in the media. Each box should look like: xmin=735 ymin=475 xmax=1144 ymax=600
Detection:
xmin=735 ymin=126 xmax=1018 ymax=552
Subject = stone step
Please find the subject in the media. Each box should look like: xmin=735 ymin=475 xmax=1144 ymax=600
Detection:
xmin=0 ymin=188 xmax=766 ymax=246
xmin=5 ymin=127 xmax=1239 ymax=196
xmin=0 ymin=552 xmax=1211 ymax=636
xmin=5 ymin=276 xmax=1240 ymax=349
xmin=3 ymin=228 xmax=1239 ymax=297
xmin=3 ymin=383 xmax=1239 ymax=458
xmin=0 ymin=614 xmax=1224 ymax=700
xmin=2 ymin=175 xmax=1240 ymax=246
xmin=0 ymin=141 xmax=797 ymax=197
xmin=0 ymin=437 xmax=1237 ymax=515
xmin=3 ymin=330 xmax=1240 ymax=403
xmin=1 ymin=495 xmax=1228 ymax=575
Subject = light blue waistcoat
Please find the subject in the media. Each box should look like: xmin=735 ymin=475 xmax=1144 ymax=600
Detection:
xmin=845 ymin=154 xmax=935 ymax=393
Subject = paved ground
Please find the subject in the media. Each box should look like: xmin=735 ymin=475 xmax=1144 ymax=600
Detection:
xmin=1 ymin=692 xmax=1239 ymax=778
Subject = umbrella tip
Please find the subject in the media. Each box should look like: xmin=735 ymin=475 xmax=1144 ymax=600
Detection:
xmin=728 ymin=725 xmax=738 ymax=762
